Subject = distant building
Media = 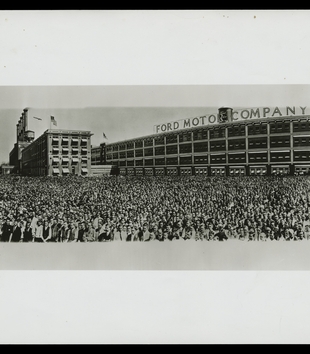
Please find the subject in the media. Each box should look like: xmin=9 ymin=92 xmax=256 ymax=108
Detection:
xmin=1 ymin=165 xmax=14 ymax=175
xmin=90 ymin=143 xmax=113 ymax=175
xmin=21 ymin=129 xmax=93 ymax=176
xmin=91 ymin=143 xmax=106 ymax=165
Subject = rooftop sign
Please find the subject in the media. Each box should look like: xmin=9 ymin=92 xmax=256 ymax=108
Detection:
xmin=153 ymin=106 xmax=308 ymax=134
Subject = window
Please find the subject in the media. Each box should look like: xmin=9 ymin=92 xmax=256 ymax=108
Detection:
xmin=270 ymin=151 xmax=291 ymax=162
xmin=270 ymin=121 xmax=290 ymax=134
xmin=294 ymin=150 xmax=310 ymax=161
xmin=155 ymin=147 xmax=165 ymax=155
xmin=179 ymin=132 xmax=192 ymax=143
xmin=210 ymin=154 xmax=226 ymax=164
xmin=126 ymin=150 xmax=134 ymax=158
xmin=144 ymin=159 xmax=154 ymax=166
xmin=135 ymin=159 xmax=143 ymax=166
xmin=166 ymin=134 xmax=178 ymax=144
xmin=135 ymin=141 xmax=143 ymax=148
xmin=210 ymin=127 xmax=226 ymax=139
xmin=228 ymin=152 xmax=246 ymax=163
xmin=119 ymin=151 xmax=126 ymax=159
xmin=228 ymin=139 xmax=246 ymax=150
xmin=144 ymin=148 xmax=153 ymax=156
xmin=144 ymin=139 xmax=153 ymax=147
xmin=248 ymin=137 xmax=268 ymax=149
xmin=293 ymin=136 xmax=310 ymax=147
xmin=293 ymin=120 xmax=310 ymax=132
xmin=135 ymin=149 xmax=143 ymax=158
xmin=155 ymin=158 xmax=165 ymax=165
xmin=179 ymin=143 xmax=192 ymax=154
xmin=180 ymin=156 xmax=192 ymax=165
xmin=194 ymin=155 xmax=208 ymax=164
xmin=193 ymin=130 xmax=208 ymax=141
xmin=227 ymin=125 xmax=245 ymax=137
xmin=166 ymin=157 xmax=178 ymax=165
xmin=154 ymin=137 xmax=165 ymax=145
xmin=166 ymin=145 xmax=178 ymax=155
xmin=126 ymin=142 xmax=134 ymax=150
xmin=210 ymin=140 xmax=226 ymax=151
xmin=194 ymin=142 xmax=208 ymax=153
xmin=248 ymin=152 xmax=268 ymax=162
xmin=270 ymin=136 xmax=290 ymax=148
xmin=127 ymin=160 xmax=134 ymax=166
xmin=248 ymin=123 xmax=267 ymax=135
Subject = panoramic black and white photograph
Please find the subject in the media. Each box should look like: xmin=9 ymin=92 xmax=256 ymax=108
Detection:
xmin=1 ymin=9 xmax=310 ymax=345
xmin=2 ymin=85 xmax=310 ymax=271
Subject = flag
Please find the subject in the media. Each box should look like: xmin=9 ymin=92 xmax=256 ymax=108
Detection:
xmin=51 ymin=116 xmax=57 ymax=126
xmin=33 ymin=116 xmax=42 ymax=121
xmin=103 ymin=132 xmax=108 ymax=140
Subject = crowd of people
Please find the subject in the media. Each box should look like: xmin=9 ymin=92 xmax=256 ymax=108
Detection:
xmin=0 ymin=174 xmax=310 ymax=243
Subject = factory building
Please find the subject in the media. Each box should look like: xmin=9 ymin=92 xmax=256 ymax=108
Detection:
xmin=104 ymin=106 xmax=310 ymax=176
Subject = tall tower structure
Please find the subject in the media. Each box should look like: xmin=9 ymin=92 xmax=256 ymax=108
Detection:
xmin=9 ymin=108 xmax=35 ymax=174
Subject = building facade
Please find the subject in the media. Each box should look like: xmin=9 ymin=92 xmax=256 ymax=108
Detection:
xmin=91 ymin=143 xmax=106 ymax=165
xmin=104 ymin=109 xmax=310 ymax=177
xmin=22 ymin=129 xmax=92 ymax=176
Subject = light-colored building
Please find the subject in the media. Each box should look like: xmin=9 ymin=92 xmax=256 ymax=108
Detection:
xmin=21 ymin=129 xmax=93 ymax=176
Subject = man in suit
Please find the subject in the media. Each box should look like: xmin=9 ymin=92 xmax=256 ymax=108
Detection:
xmin=1 ymin=218 xmax=13 ymax=242
xmin=10 ymin=220 xmax=22 ymax=242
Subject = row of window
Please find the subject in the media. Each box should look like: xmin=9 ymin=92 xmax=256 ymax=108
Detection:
xmin=52 ymin=157 xmax=88 ymax=165
xmin=52 ymin=167 xmax=89 ymax=175
xmin=106 ymin=120 xmax=310 ymax=152
xmin=110 ymin=151 xmax=310 ymax=167
xmin=121 ymin=165 xmax=298 ymax=176
xmin=107 ymin=136 xmax=310 ymax=159
xmin=51 ymin=147 xmax=88 ymax=154
xmin=51 ymin=137 xmax=89 ymax=146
